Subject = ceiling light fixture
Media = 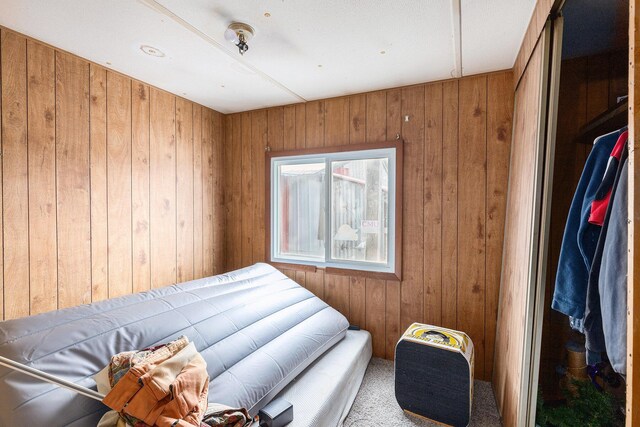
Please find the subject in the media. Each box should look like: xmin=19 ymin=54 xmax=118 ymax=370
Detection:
xmin=140 ymin=45 xmax=165 ymax=57
xmin=224 ymin=22 xmax=254 ymax=55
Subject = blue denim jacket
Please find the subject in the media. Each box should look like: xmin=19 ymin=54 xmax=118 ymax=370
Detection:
xmin=552 ymin=129 xmax=622 ymax=318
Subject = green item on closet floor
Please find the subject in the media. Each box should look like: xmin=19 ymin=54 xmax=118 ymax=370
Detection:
xmin=536 ymin=380 xmax=621 ymax=427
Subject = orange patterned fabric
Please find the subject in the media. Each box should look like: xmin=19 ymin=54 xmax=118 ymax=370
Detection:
xmin=102 ymin=337 xmax=209 ymax=427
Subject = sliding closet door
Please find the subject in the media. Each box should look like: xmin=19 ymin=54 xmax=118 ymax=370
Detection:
xmin=493 ymin=22 xmax=551 ymax=427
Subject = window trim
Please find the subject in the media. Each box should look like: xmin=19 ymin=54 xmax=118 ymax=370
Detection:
xmin=265 ymin=140 xmax=403 ymax=281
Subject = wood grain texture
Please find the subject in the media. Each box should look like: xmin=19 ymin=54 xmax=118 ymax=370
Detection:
xmin=441 ymin=80 xmax=459 ymax=331
xmin=27 ymin=40 xmax=57 ymax=314
xmin=423 ymin=83 xmax=443 ymax=326
xmin=457 ymin=75 xmax=487 ymax=378
xmin=0 ymin=27 xmax=224 ymax=320
xmin=176 ymin=98 xmax=194 ymax=282
xmin=240 ymin=112 xmax=253 ymax=268
xmin=253 ymin=110 xmax=267 ymax=264
xmin=56 ymin=51 xmax=91 ymax=309
xmin=213 ymin=111 xmax=225 ymax=274
xmin=202 ymin=108 xmax=214 ymax=276
xmin=493 ymin=32 xmax=547 ymax=426
xmin=106 ymin=71 xmax=132 ymax=298
xmin=485 ymin=72 xmax=513 ymax=381
xmin=2 ymin=31 xmax=29 ymax=319
xmin=193 ymin=105 xmax=204 ymax=278
xmin=150 ymin=88 xmax=176 ymax=289
xmin=90 ymin=65 xmax=108 ymax=301
xmin=399 ymin=85 xmax=425 ymax=334
xmin=223 ymin=71 xmax=514 ymax=381
xmin=132 ymin=81 xmax=151 ymax=294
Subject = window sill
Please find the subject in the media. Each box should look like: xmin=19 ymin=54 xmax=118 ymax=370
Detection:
xmin=269 ymin=261 xmax=401 ymax=282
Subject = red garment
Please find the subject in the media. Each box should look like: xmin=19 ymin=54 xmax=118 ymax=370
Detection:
xmin=589 ymin=130 xmax=627 ymax=226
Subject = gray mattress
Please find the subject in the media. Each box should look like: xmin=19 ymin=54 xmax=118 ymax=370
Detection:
xmin=277 ymin=329 xmax=372 ymax=427
xmin=0 ymin=263 xmax=349 ymax=427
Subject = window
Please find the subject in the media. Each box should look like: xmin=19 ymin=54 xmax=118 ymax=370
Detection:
xmin=267 ymin=142 xmax=402 ymax=279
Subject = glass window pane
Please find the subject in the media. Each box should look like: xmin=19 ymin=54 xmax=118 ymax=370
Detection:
xmin=330 ymin=157 xmax=389 ymax=264
xmin=276 ymin=162 xmax=326 ymax=261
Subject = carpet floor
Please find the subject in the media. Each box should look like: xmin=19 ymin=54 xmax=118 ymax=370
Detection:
xmin=344 ymin=358 xmax=502 ymax=426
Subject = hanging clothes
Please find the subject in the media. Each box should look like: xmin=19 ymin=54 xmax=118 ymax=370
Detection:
xmin=583 ymin=141 xmax=628 ymax=366
xmin=552 ymin=128 xmax=623 ymax=319
xmin=598 ymin=160 xmax=629 ymax=374
xmin=588 ymin=130 xmax=628 ymax=226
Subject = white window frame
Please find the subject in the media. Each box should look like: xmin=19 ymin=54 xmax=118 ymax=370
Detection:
xmin=269 ymin=146 xmax=399 ymax=276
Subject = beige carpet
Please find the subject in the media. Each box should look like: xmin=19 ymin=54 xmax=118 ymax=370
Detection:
xmin=344 ymin=358 xmax=502 ymax=426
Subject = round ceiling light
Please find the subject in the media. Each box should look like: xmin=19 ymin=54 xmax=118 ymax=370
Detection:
xmin=140 ymin=45 xmax=165 ymax=57
xmin=224 ymin=22 xmax=255 ymax=55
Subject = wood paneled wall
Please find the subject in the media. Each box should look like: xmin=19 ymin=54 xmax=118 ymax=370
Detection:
xmin=539 ymin=50 xmax=627 ymax=400
xmin=223 ymin=71 xmax=514 ymax=381
xmin=0 ymin=28 xmax=225 ymax=321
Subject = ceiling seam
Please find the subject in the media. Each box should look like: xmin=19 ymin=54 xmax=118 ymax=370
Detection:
xmin=137 ymin=0 xmax=307 ymax=104
xmin=450 ymin=0 xmax=463 ymax=78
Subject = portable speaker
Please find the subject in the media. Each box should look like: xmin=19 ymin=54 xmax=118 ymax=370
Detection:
xmin=394 ymin=323 xmax=474 ymax=427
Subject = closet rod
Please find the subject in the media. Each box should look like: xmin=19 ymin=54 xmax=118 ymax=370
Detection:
xmin=575 ymin=99 xmax=628 ymax=144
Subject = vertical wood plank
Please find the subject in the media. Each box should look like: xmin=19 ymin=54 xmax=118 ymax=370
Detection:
xmin=253 ymin=110 xmax=268 ymax=263
xmin=366 ymin=279 xmax=386 ymax=358
xmin=131 ymin=81 xmax=151 ymax=293
xmin=56 ymin=51 xmax=91 ymax=308
xmin=192 ymin=105 xmax=203 ymax=277
xmin=385 ymin=88 xmax=402 ymax=359
xmin=230 ymin=114 xmax=243 ymax=270
xmin=240 ymin=112 xmax=253 ymax=267
xmin=442 ymin=80 xmax=459 ymax=330
xmin=268 ymin=107 xmax=284 ymax=151
xmin=486 ymin=71 xmax=513 ymax=380
xmin=27 ymin=40 xmax=57 ymax=314
xmin=176 ymin=98 xmax=194 ymax=282
xmin=366 ymin=91 xmax=387 ymax=143
xmin=89 ymin=64 xmax=108 ymax=301
xmin=2 ymin=31 xmax=29 ymax=318
xmin=222 ymin=114 xmax=232 ymax=271
xmin=324 ymin=97 xmax=349 ymax=147
xmin=305 ymin=270 xmax=325 ymax=299
xmin=305 ymin=101 xmax=324 ymax=149
xmin=202 ymin=108 xmax=214 ymax=276
xmin=283 ymin=105 xmax=296 ymax=149
xmin=349 ymin=94 xmax=366 ymax=145
xmin=457 ymin=75 xmax=487 ymax=378
xmin=295 ymin=103 xmax=306 ymax=150
xmin=385 ymin=280 xmax=401 ymax=359
xmin=399 ymin=85 xmax=425 ymax=333
xmin=325 ymin=274 xmax=350 ymax=318
xmin=423 ymin=83 xmax=443 ymax=326
xmin=149 ymin=88 xmax=176 ymax=288
xmin=106 ymin=71 xmax=132 ymax=298
xmin=213 ymin=111 xmax=225 ymax=274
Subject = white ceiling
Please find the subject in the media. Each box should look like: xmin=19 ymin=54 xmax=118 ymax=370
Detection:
xmin=0 ymin=0 xmax=536 ymax=113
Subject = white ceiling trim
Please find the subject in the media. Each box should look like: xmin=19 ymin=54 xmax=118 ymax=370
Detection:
xmin=137 ymin=0 xmax=307 ymax=104
xmin=450 ymin=0 xmax=462 ymax=78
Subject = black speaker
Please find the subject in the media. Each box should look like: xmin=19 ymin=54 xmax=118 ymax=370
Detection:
xmin=394 ymin=323 xmax=474 ymax=427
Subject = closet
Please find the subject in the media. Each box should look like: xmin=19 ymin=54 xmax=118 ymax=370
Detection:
xmin=493 ymin=0 xmax=640 ymax=425
xmin=536 ymin=0 xmax=629 ymax=423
